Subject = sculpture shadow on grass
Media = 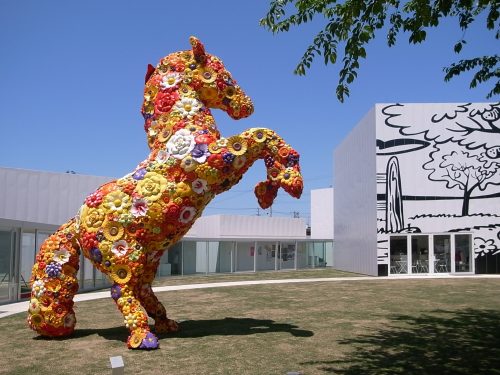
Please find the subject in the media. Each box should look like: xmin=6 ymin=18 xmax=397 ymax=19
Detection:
xmin=34 ymin=317 xmax=313 ymax=343
xmin=301 ymin=308 xmax=500 ymax=375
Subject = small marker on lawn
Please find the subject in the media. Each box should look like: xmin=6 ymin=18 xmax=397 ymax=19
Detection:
xmin=110 ymin=356 xmax=124 ymax=375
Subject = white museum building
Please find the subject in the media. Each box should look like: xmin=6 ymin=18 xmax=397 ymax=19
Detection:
xmin=334 ymin=103 xmax=500 ymax=276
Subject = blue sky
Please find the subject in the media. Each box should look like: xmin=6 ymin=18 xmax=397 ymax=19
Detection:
xmin=0 ymin=1 xmax=496 ymax=224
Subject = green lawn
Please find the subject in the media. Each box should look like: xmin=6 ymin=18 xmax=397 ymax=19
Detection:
xmin=1 ymin=277 xmax=500 ymax=374
xmin=153 ymin=267 xmax=361 ymax=287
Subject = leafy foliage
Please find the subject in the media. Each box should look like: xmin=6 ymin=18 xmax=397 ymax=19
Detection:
xmin=260 ymin=0 xmax=500 ymax=102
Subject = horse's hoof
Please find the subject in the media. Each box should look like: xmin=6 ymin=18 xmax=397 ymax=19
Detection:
xmin=127 ymin=330 xmax=159 ymax=350
xmin=155 ymin=319 xmax=179 ymax=334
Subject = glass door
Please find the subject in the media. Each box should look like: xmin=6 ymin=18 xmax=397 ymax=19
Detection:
xmin=411 ymin=235 xmax=429 ymax=274
xmin=433 ymin=235 xmax=451 ymax=273
xmin=390 ymin=236 xmax=408 ymax=274
xmin=455 ymin=234 xmax=472 ymax=272
xmin=0 ymin=229 xmax=17 ymax=303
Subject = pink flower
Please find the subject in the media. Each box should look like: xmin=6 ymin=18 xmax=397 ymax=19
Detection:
xmin=112 ymin=240 xmax=130 ymax=257
xmin=131 ymin=198 xmax=148 ymax=217
xmin=192 ymin=178 xmax=208 ymax=194
xmin=179 ymin=206 xmax=197 ymax=224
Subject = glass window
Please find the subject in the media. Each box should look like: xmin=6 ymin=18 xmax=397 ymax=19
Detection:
xmin=279 ymin=242 xmax=296 ymax=270
xmin=235 ymin=242 xmax=254 ymax=272
xmin=0 ymin=229 xmax=13 ymax=303
xmin=182 ymin=241 xmax=198 ymax=275
xmin=256 ymin=242 xmax=277 ymax=271
xmin=296 ymin=242 xmax=307 ymax=269
xmin=390 ymin=236 xmax=408 ymax=274
xmin=434 ymin=235 xmax=451 ymax=273
xmin=455 ymin=234 xmax=472 ymax=272
xmin=215 ymin=241 xmax=233 ymax=273
xmin=411 ymin=235 xmax=429 ymax=274
xmin=20 ymin=231 xmax=36 ymax=298
xmin=166 ymin=242 xmax=182 ymax=276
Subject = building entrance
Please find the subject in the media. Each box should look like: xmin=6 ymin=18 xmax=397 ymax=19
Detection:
xmin=389 ymin=233 xmax=473 ymax=275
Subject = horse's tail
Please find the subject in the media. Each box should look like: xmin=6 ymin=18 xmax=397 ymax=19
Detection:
xmin=27 ymin=218 xmax=81 ymax=337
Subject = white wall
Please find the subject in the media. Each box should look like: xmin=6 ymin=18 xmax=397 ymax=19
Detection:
xmin=186 ymin=215 xmax=306 ymax=240
xmin=334 ymin=108 xmax=378 ymax=276
xmin=0 ymin=167 xmax=112 ymax=227
xmin=311 ymin=188 xmax=334 ymax=239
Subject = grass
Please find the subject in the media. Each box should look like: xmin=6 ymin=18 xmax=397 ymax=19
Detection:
xmin=152 ymin=267 xmax=361 ymax=287
xmin=1 ymin=276 xmax=500 ymax=374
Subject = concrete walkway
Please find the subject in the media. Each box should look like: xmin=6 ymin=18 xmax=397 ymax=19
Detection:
xmin=2 ymin=274 xmax=500 ymax=319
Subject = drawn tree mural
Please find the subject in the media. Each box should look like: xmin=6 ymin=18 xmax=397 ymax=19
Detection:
xmin=424 ymin=146 xmax=500 ymax=215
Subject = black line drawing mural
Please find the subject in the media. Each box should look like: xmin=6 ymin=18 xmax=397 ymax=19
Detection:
xmin=424 ymin=146 xmax=500 ymax=215
xmin=386 ymin=157 xmax=404 ymax=232
xmin=377 ymin=103 xmax=500 ymax=274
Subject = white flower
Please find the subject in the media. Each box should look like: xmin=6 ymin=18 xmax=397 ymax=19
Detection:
xmin=155 ymin=149 xmax=170 ymax=163
xmin=131 ymin=198 xmax=148 ymax=217
xmin=179 ymin=206 xmax=197 ymax=224
xmin=53 ymin=248 xmax=70 ymax=264
xmin=112 ymin=240 xmax=130 ymax=257
xmin=474 ymin=237 xmax=499 ymax=258
xmin=173 ymin=97 xmax=202 ymax=118
xmin=166 ymin=129 xmax=196 ymax=159
xmin=32 ymin=280 xmax=46 ymax=298
xmin=192 ymin=178 xmax=208 ymax=194
xmin=160 ymin=72 xmax=181 ymax=89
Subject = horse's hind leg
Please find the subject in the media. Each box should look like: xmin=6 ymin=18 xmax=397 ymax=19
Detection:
xmin=110 ymin=281 xmax=160 ymax=349
xmin=28 ymin=220 xmax=80 ymax=337
xmin=136 ymin=283 xmax=179 ymax=334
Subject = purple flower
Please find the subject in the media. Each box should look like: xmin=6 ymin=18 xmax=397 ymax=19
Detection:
xmin=287 ymin=154 xmax=299 ymax=167
xmin=90 ymin=248 xmax=102 ymax=263
xmin=111 ymin=284 xmax=121 ymax=300
xmin=133 ymin=168 xmax=147 ymax=180
xmin=222 ymin=152 xmax=235 ymax=164
xmin=264 ymin=156 xmax=274 ymax=168
xmin=191 ymin=144 xmax=209 ymax=162
xmin=140 ymin=332 xmax=159 ymax=350
xmin=46 ymin=262 xmax=62 ymax=278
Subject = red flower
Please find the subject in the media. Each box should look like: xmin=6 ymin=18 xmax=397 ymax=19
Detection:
xmin=195 ymin=133 xmax=214 ymax=144
xmin=85 ymin=191 xmax=103 ymax=208
xmin=163 ymin=203 xmax=181 ymax=221
xmin=155 ymin=91 xmax=179 ymax=114
xmin=81 ymin=232 xmax=98 ymax=249
xmin=207 ymin=154 xmax=224 ymax=169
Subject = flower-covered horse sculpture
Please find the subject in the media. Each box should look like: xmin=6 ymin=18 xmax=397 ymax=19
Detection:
xmin=28 ymin=37 xmax=303 ymax=349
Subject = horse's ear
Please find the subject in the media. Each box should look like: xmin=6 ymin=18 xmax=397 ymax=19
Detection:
xmin=190 ymin=36 xmax=206 ymax=64
xmin=145 ymin=64 xmax=155 ymax=83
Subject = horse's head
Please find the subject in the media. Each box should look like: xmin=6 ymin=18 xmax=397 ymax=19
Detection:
xmin=141 ymin=36 xmax=254 ymax=121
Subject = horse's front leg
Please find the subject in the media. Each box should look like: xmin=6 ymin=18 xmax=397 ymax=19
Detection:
xmin=135 ymin=265 xmax=179 ymax=335
xmin=237 ymin=128 xmax=303 ymax=208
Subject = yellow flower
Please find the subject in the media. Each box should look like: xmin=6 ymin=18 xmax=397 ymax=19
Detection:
xmin=111 ymin=264 xmax=132 ymax=284
xmin=103 ymin=221 xmax=124 ymax=241
xmin=227 ymin=136 xmax=248 ymax=156
xmin=176 ymin=182 xmax=192 ymax=197
xmin=180 ymin=155 xmax=198 ymax=172
xmin=129 ymin=330 xmax=146 ymax=348
xmin=29 ymin=313 xmax=44 ymax=327
xmin=252 ymin=128 xmax=267 ymax=143
xmin=135 ymin=172 xmax=167 ymax=202
xmin=208 ymin=142 xmax=222 ymax=154
xmin=80 ymin=206 xmax=107 ymax=232
xmin=103 ymin=191 xmax=131 ymax=213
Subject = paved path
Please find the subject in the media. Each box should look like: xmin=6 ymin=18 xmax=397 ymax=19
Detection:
xmin=2 ymin=274 xmax=499 ymax=319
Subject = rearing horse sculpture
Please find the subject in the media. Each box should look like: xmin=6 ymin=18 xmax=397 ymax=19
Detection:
xmin=28 ymin=36 xmax=303 ymax=349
